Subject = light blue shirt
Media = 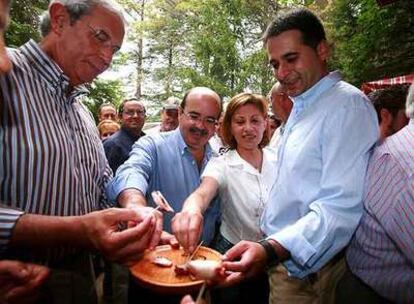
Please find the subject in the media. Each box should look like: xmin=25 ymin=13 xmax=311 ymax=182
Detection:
xmin=106 ymin=128 xmax=220 ymax=245
xmin=261 ymin=71 xmax=379 ymax=278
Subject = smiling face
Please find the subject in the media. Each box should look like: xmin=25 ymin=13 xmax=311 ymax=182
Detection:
xmin=121 ymin=100 xmax=146 ymax=135
xmin=267 ymin=30 xmax=328 ymax=97
xmin=48 ymin=3 xmax=125 ymax=86
xmin=179 ymin=88 xmax=221 ymax=152
xmin=230 ymin=104 xmax=267 ymax=151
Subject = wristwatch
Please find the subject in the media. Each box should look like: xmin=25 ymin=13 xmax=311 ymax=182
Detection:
xmin=258 ymin=239 xmax=280 ymax=268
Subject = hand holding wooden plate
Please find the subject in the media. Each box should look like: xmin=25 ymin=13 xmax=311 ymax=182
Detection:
xmin=130 ymin=245 xmax=221 ymax=294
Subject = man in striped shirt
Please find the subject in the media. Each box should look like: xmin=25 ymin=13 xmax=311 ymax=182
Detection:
xmin=0 ymin=0 xmax=162 ymax=302
xmin=337 ymin=84 xmax=414 ymax=303
xmin=0 ymin=1 xmax=51 ymax=303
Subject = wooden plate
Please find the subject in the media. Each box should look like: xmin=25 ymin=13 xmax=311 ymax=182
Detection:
xmin=130 ymin=245 xmax=221 ymax=294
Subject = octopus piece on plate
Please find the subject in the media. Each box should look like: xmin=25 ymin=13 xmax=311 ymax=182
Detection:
xmin=186 ymin=260 xmax=225 ymax=281
xmin=152 ymin=256 xmax=173 ymax=267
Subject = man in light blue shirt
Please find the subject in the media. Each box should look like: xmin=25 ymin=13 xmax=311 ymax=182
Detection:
xmin=106 ymin=87 xmax=222 ymax=245
xmin=221 ymin=8 xmax=379 ymax=304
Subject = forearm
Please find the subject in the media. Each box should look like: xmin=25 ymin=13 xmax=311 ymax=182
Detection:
xmin=117 ymin=188 xmax=147 ymax=209
xmin=182 ymin=192 xmax=211 ymax=214
xmin=9 ymin=213 xmax=91 ymax=250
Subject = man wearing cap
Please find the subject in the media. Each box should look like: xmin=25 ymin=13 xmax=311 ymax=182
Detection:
xmin=160 ymin=96 xmax=180 ymax=132
xmin=103 ymin=97 xmax=146 ymax=173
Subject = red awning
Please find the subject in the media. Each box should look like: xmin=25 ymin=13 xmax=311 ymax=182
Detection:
xmin=361 ymin=74 xmax=414 ymax=94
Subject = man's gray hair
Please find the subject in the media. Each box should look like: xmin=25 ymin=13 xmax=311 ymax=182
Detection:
xmin=405 ymin=83 xmax=414 ymax=119
xmin=39 ymin=0 xmax=125 ymax=37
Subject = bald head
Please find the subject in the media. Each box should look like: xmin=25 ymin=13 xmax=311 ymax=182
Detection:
xmin=181 ymin=87 xmax=222 ymax=115
xmin=269 ymin=82 xmax=293 ymax=123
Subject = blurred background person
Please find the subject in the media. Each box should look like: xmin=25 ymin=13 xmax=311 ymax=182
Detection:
xmin=103 ymin=97 xmax=146 ymax=173
xmin=97 ymin=119 xmax=120 ymax=140
xmin=267 ymin=112 xmax=281 ymax=140
xmin=268 ymin=81 xmax=292 ymax=148
xmin=160 ymin=96 xmax=180 ymax=132
xmin=98 ymin=102 xmax=117 ymax=122
xmin=368 ymin=84 xmax=409 ymax=141
xmin=209 ymin=113 xmax=227 ymax=154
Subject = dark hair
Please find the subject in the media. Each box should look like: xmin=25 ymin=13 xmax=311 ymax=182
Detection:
xmin=368 ymin=84 xmax=409 ymax=123
xmin=222 ymin=92 xmax=270 ymax=149
xmin=98 ymin=102 xmax=116 ymax=114
xmin=118 ymin=97 xmax=145 ymax=114
xmin=263 ymin=8 xmax=326 ymax=50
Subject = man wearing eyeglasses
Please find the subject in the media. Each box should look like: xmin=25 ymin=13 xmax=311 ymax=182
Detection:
xmin=0 ymin=1 xmax=161 ymax=303
xmin=103 ymin=98 xmax=146 ymax=173
xmin=107 ymin=86 xmax=222 ymax=303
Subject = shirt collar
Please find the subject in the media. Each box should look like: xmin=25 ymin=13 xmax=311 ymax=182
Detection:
xmin=291 ymin=70 xmax=342 ymax=111
xmin=176 ymin=128 xmax=213 ymax=159
xmin=227 ymin=149 xmax=261 ymax=175
xmin=20 ymin=40 xmax=88 ymax=101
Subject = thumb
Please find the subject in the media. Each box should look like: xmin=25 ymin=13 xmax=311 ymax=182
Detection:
xmin=106 ymin=208 xmax=139 ymax=223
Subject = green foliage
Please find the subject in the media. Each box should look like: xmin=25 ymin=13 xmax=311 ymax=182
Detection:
xmin=83 ymin=79 xmax=126 ymax=123
xmin=324 ymin=0 xmax=414 ymax=86
xmin=5 ymin=0 xmax=48 ymax=47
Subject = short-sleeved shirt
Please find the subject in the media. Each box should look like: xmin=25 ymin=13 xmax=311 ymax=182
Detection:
xmin=202 ymin=148 xmax=278 ymax=244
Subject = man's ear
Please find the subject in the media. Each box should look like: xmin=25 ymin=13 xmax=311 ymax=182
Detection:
xmin=49 ymin=2 xmax=71 ymax=35
xmin=316 ymin=40 xmax=330 ymax=62
xmin=380 ymin=108 xmax=392 ymax=126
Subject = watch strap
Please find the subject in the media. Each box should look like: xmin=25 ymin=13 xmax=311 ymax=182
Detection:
xmin=258 ymin=239 xmax=280 ymax=268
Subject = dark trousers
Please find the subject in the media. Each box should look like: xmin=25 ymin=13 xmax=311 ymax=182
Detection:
xmin=336 ymin=265 xmax=393 ymax=304
xmin=38 ymin=253 xmax=97 ymax=304
xmin=210 ymin=233 xmax=269 ymax=304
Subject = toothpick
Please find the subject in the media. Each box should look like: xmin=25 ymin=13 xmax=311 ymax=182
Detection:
xmin=195 ymin=282 xmax=207 ymax=304
xmin=186 ymin=241 xmax=204 ymax=263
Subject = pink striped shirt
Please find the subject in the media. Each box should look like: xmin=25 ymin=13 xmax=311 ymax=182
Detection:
xmin=346 ymin=119 xmax=414 ymax=303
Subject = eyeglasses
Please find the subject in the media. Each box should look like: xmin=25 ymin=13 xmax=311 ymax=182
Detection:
xmin=86 ymin=24 xmax=120 ymax=54
xmin=183 ymin=111 xmax=217 ymax=127
xmin=124 ymin=110 xmax=146 ymax=117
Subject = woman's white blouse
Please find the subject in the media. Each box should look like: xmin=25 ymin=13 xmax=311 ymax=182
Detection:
xmin=202 ymin=148 xmax=278 ymax=244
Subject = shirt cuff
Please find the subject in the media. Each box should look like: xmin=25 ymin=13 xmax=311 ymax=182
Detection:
xmin=0 ymin=207 xmax=25 ymax=254
xmin=268 ymin=226 xmax=316 ymax=268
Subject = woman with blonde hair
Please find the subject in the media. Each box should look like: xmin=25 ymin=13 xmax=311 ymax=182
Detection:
xmin=172 ymin=92 xmax=278 ymax=304
xmin=97 ymin=119 xmax=120 ymax=140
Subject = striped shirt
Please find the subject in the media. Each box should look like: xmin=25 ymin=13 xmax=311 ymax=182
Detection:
xmin=0 ymin=40 xmax=112 ymax=262
xmin=346 ymin=119 xmax=414 ymax=303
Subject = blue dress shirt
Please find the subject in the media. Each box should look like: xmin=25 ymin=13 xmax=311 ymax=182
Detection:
xmin=261 ymin=71 xmax=379 ymax=278
xmin=106 ymin=129 xmax=220 ymax=245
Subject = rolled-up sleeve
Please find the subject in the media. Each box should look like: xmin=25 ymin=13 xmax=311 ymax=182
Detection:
xmin=269 ymin=101 xmax=378 ymax=277
xmin=106 ymin=136 xmax=155 ymax=203
xmin=0 ymin=204 xmax=24 ymax=254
